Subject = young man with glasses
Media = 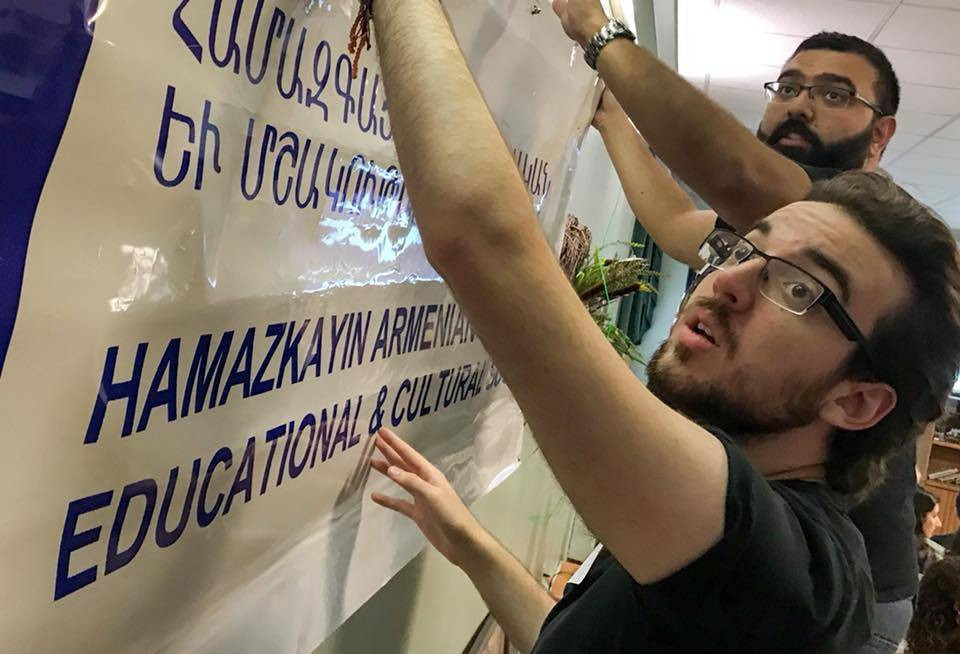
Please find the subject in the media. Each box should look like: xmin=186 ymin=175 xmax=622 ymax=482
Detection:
xmin=554 ymin=3 xmax=919 ymax=650
xmin=361 ymin=0 xmax=960 ymax=651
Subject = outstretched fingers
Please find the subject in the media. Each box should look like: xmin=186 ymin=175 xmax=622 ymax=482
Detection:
xmin=370 ymin=456 xmax=392 ymax=475
xmin=370 ymin=455 xmax=435 ymax=500
xmin=384 ymin=463 xmax=434 ymax=497
xmin=371 ymin=492 xmax=417 ymax=520
xmin=374 ymin=433 xmax=409 ymax=471
xmin=377 ymin=427 xmax=440 ymax=482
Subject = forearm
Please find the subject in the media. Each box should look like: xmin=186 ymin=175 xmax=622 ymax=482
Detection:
xmin=371 ymin=0 xmax=536 ymax=256
xmin=596 ymin=40 xmax=811 ymax=228
xmin=458 ymin=529 xmax=556 ymax=653
xmin=598 ymin=116 xmax=709 ymax=267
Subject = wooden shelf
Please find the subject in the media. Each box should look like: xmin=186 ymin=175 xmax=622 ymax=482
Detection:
xmin=933 ymin=439 xmax=960 ymax=452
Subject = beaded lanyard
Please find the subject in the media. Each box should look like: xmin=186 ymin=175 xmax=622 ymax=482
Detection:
xmin=348 ymin=0 xmax=374 ymax=78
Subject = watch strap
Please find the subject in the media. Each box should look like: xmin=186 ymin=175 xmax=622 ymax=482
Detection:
xmin=583 ymin=18 xmax=636 ymax=70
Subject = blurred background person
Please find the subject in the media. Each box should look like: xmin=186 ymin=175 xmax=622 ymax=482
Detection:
xmin=906 ymin=557 xmax=960 ymax=653
xmin=916 ymin=491 xmax=945 ymax=575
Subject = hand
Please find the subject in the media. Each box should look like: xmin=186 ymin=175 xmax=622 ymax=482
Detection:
xmin=592 ymin=86 xmax=626 ymax=131
xmin=370 ymin=427 xmax=487 ymax=567
xmin=550 ymin=0 xmax=609 ymax=47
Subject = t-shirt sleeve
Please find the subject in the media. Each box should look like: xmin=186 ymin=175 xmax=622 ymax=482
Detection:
xmin=798 ymin=162 xmax=843 ymax=182
xmin=714 ymin=215 xmax=737 ymax=232
xmin=634 ymin=432 xmax=872 ymax=651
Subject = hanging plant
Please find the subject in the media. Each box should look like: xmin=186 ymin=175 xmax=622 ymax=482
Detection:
xmin=561 ymin=215 xmax=657 ymax=363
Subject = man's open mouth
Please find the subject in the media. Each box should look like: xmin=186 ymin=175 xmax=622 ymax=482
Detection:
xmin=690 ymin=320 xmax=716 ymax=345
xmin=685 ymin=313 xmax=720 ymax=346
xmin=779 ymin=132 xmax=810 ymax=146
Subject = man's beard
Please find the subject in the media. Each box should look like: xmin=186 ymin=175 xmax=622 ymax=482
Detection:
xmin=757 ymin=118 xmax=873 ymax=171
xmin=646 ymin=333 xmax=837 ymax=445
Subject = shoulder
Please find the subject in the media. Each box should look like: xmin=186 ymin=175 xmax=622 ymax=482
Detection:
xmin=771 ymin=479 xmax=868 ymax=560
xmin=798 ymin=163 xmax=844 ymax=182
xmin=713 ymin=434 xmax=874 ymax=647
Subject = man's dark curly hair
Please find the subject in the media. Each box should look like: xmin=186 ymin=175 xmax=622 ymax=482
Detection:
xmin=907 ymin=556 xmax=960 ymax=653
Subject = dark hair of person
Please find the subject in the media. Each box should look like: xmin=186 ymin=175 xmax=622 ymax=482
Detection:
xmin=805 ymin=171 xmax=960 ymax=495
xmin=793 ymin=32 xmax=900 ymax=117
xmin=916 ymin=490 xmax=939 ymax=536
xmin=907 ymin=556 xmax=960 ymax=654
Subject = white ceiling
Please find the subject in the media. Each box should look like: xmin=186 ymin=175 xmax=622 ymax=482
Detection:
xmin=677 ymin=0 xmax=960 ymax=230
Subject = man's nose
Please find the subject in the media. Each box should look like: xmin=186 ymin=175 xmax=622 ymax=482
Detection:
xmin=785 ymin=90 xmax=815 ymax=123
xmin=710 ymin=259 xmax=764 ymax=313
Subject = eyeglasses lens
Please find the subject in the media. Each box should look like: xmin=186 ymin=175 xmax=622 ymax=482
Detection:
xmin=760 ymin=259 xmax=823 ymax=315
xmin=700 ymin=231 xmax=825 ymax=315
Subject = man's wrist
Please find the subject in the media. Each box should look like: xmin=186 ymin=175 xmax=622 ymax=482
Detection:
xmin=454 ymin=525 xmax=501 ymax=575
xmin=577 ymin=14 xmax=610 ymax=47
xmin=596 ymin=109 xmax=630 ymax=135
xmin=582 ymin=18 xmax=636 ymax=70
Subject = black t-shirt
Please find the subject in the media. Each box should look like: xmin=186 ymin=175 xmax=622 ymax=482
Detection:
xmin=798 ymin=162 xmax=844 ymax=181
xmin=532 ymin=431 xmax=874 ymax=654
xmin=848 ymin=445 xmax=919 ymax=601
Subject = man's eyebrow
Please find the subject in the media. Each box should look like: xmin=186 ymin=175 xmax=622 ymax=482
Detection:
xmin=754 ymin=219 xmax=772 ymax=235
xmin=811 ymin=72 xmax=856 ymax=90
xmin=801 ymin=248 xmax=851 ymax=303
xmin=778 ymin=68 xmax=805 ymax=81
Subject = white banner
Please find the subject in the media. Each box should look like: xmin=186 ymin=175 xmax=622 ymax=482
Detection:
xmin=0 ymin=1 xmax=596 ymax=651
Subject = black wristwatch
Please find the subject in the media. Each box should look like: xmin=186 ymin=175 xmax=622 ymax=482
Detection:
xmin=583 ymin=18 xmax=636 ymax=70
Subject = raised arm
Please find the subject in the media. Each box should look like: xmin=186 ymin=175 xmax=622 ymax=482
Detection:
xmin=371 ymin=0 xmax=727 ymax=584
xmin=553 ymin=0 xmax=812 ymax=231
xmin=594 ymin=89 xmax=715 ymax=267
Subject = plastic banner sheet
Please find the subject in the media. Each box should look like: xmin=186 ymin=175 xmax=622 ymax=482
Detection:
xmin=0 ymin=1 xmax=597 ymax=651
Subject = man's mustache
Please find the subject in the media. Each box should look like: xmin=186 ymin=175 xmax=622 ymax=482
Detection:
xmin=684 ymin=296 xmax=739 ymax=355
xmin=766 ymin=119 xmax=823 ymax=149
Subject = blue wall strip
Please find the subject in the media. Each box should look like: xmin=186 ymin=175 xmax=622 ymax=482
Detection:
xmin=0 ymin=0 xmax=98 ymax=375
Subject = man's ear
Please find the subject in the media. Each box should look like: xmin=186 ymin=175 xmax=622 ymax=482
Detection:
xmin=870 ymin=115 xmax=897 ymax=161
xmin=819 ymin=379 xmax=897 ymax=431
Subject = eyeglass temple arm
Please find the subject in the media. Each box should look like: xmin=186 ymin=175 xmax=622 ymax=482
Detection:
xmin=820 ymin=294 xmax=866 ymax=344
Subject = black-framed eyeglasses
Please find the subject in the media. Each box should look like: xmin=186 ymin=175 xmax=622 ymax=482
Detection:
xmin=763 ymin=81 xmax=887 ymax=116
xmin=696 ymin=229 xmax=874 ymax=365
